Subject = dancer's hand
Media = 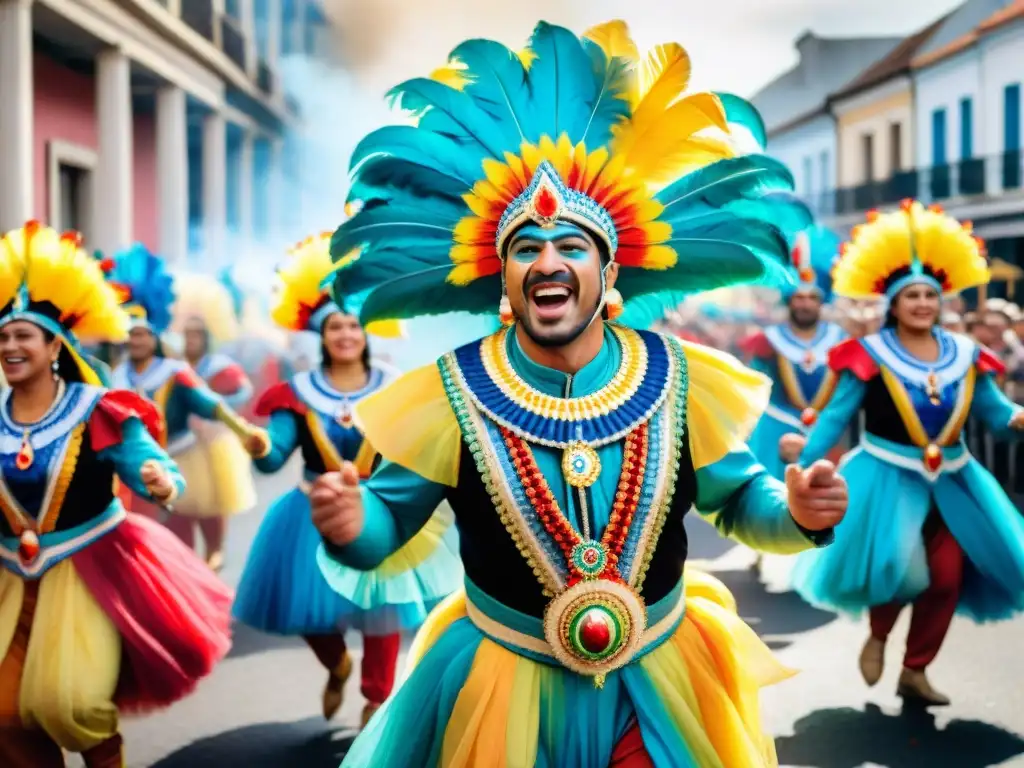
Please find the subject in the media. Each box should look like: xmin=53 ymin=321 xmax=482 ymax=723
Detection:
xmin=141 ymin=460 xmax=175 ymax=502
xmin=1011 ymin=411 xmax=1024 ymax=431
xmin=311 ymin=462 xmax=364 ymax=546
xmin=779 ymin=433 xmax=806 ymax=463
xmin=785 ymin=460 xmax=847 ymax=531
xmin=244 ymin=429 xmax=271 ymax=458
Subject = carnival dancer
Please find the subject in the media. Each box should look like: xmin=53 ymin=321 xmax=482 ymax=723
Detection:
xmin=169 ymin=273 xmax=258 ymax=571
xmin=789 ymin=201 xmax=1024 ymax=705
xmin=742 ymin=226 xmax=846 ymax=479
xmin=232 ymin=234 xmax=463 ymax=728
xmin=105 ymin=245 xmax=269 ymax=525
xmin=0 ymin=223 xmax=233 ymax=768
xmin=310 ymin=21 xmax=848 ymax=767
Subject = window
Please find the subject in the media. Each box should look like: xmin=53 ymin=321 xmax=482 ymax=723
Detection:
xmin=960 ymin=97 xmax=973 ymax=160
xmin=57 ymin=165 xmax=87 ymax=233
xmin=1005 ymin=84 xmax=1021 ymax=152
xmin=802 ymin=156 xmax=814 ymax=196
xmin=862 ymin=133 xmax=874 ymax=183
xmin=931 ymin=108 xmax=947 ymax=166
xmin=890 ymin=122 xmax=903 ymax=173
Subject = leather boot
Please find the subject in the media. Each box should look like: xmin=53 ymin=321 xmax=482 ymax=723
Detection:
xmin=360 ymin=702 xmax=380 ymax=730
xmin=323 ymin=652 xmax=353 ymax=720
xmin=897 ymin=668 xmax=950 ymax=706
xmin=858 ymin=636 xmax=885 ymax=686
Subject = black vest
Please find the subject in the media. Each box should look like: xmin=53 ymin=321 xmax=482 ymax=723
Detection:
xmin=443 ymin=432 xmax=698 ymax=618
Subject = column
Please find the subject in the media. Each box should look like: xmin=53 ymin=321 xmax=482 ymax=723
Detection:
xmin=95 ymin=48 xmax=133 ymax=254
xmin=203 ymin=112 xmax=227 ymax=257
xmin=237 ymin=130 xmax=253 ymax=242
xmin=156 ymin=86 xmax=188 ymax=264
xmin=290 ymin=0 xmax=306 ymax=56
xmin=0 ymin=0 xmax=34 ymax=230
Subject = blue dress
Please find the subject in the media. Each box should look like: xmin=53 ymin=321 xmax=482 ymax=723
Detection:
xmin=231 ymin=367 xmax=462 ymax=636
xmin=746 ymin=322 xmax=846 ymax=480
xmin=791 ymin=328 xmax=1024 ymax=622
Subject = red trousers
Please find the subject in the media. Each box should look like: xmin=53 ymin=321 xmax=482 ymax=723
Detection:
xmin=610 ymin=721 xmax=654 ymax=767
xmin=304 ymin=632 xmax=401 ymax=704
xmin=869 ymin=515 xmax=964 ymax=670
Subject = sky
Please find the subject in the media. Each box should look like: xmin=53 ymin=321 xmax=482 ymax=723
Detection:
xmin=325 ymin=0 xmax=966 ymax=97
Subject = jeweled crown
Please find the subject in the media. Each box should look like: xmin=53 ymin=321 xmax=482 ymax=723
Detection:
xmin=495 ymin=162 xmax=618 ymax=259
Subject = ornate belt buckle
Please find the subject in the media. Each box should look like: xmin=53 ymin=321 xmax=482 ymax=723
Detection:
xmin=543 ymin=578 xmax=647 ymax=687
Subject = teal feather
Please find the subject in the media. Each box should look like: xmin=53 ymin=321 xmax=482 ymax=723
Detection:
xmin=580 ymin=41 xmax=632 ymax=146
xmin=356 ymin=267 xmax=500 ymax=324
xmin=350 ymin=126 xmax=483 ymax=186
xmin=714 ymin=92 xmax=767 ymax=149
xmin=656 ymin=155 xmax=795 ymax=214
xmin=526 ymin=22 xmax=599 ymax=141
xmin=448 ymin=39 xmax=532 ymax=142
xmin=386 ymin=78 xmax=515 ymax=158
xmin=108 ymin=243 xmax=175 ymax=333
xmin=616 ymin=292 xmax=690 ymax=330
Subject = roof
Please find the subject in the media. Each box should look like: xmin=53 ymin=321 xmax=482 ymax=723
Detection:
xmin=750 ymin=33 xmax=902 ymax=135
xmin=914 ymin=0 xmax=1024 ymax=68
xmin=831 ymin=15 xmax=950 ymax=101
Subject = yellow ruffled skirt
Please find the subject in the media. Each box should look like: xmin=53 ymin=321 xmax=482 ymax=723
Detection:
xmin=343 ymin=568 xmax=793 ymax=767
xmin=173 ymin=428 xmax=256 ymax=519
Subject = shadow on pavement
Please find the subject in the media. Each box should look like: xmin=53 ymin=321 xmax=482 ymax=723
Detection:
xmin=149 ymin=718 xmax=354 ymax=768
xmin=710 ymin=566 xmax=838 ymax=649
xmin=226 ymin=621 xmax=306 ymax=661
xmin=775 ymin=703 xmax=1024 ymax=767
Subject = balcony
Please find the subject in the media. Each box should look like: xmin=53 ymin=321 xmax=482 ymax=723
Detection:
xmin=821 ymin=151 xmax=1024 ymax=220
xmin=180 ymin=0 xmax=214 ymax=42
xmin=220 ymin=15 xmax=247 ymax=72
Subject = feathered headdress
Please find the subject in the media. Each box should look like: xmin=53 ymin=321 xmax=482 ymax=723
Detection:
xmin=105 ymin=243 xmax=176 ymax=334
xmin=785 ymin=225 xmax=841 ymax=303
xmin=329 ymin=20 xmax=810 ymax=326
xmin=832 ymin=200 xmax=989 ymax=301
xmin=169 ymin=272 xmax=240 ymax=344
xmin=272 ymin=232 xmax=403 ymax=338
xmin=0 ymin=221 xmax=129 ymax=385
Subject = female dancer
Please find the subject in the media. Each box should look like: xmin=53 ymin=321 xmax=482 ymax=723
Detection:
xmin=232 ymin=234 xmax=462 ymax=728
xmin=0 ymin=222 xmax=232 ymax=767
xmin=170 ymin=273 xmax=258 ymax=571
xmin=105 ymin=245 xmax=269 ymax=525
xmin=790 ymin=201 xmax=1024 ymax=704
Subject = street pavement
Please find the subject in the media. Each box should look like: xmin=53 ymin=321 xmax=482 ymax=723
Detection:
xmin=73 ymin=463 xmax=1024 ymax=767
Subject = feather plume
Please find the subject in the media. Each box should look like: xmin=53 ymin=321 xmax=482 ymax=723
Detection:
xmin=170 ymin=272 xmax=240 ymax=343
xmin=108 ymin=243 xmax=176 ymax=334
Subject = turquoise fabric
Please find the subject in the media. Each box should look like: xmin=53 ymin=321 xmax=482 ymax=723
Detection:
xmin=792 ymin=369 xmax=1024 ymax=621
xmin=100 ymin=416 xmax=185 ymax=499
xmin=334 ymin=329 xmax=818 ymax=571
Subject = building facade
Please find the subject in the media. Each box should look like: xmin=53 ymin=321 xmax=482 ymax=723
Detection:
xmin=0 ymin=0 xmax=330 ymax=264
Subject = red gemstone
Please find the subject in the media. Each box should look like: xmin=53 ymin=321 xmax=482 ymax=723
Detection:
xmin=800 ymin=408 xmax=818 ymax=427
xmin=15 ymin=442 xmax=32 ymax=471
xmin=18 ymin=530 xmax=39 ymax=564
xmin=534 ymin=185 xmax=558 ymax=219
xmin=923 ymin=444 xmax=942 ymax=472
xmin=579 ymin=611 xmax=612 ymax=654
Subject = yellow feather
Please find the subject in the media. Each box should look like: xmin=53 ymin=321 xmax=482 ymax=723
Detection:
xmin=635 ymin=44 xmax=692 ymax=121
xmin=582 ymin=20 xmax=639 ymax=62
xmin=0 ymin=223 xmax=129 ymax=343
xmin=430 ymin=65 xmax=468 ymax=91
xmin=832 ymin=202 xmax=989 ymax=299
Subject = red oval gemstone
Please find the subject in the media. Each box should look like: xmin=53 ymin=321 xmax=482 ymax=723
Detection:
xmin=800 ymin=408 xmax=818 ymax=427
xmin=579 ymin=610 xmax=612 ymax=654
xmin=19 ymin=530 xmax=39 ymax=564
xmin=923 ymin=444 xmax=942 ymax=472
xmin=535 ymin=186 xmax=558 ymax=218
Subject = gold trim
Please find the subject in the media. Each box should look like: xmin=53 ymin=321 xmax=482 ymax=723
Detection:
xmin=305 ymin=410 xmax=344 ymax=472
xmin=777 ymin=355 xmax=837 ymax=412
xmin=0 ymin=424 xmax=84 ymax=536
xmin=152 ymin=379 xmax=174 ymax=446
xmin=878 ymin=365 xmax=976 ymax=448
xmin=480 ymin=326 xmax=648 ymax=421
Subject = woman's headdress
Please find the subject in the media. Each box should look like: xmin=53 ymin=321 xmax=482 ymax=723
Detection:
xmin=831 ymin=200 xmax=989 ymax=301
xmin=272 ymin=232 xmax=403 ymax=337
xmin=329 ymin=20 xmax=810 ymax=326
xmin=169 ymin=272 xmax=241 ymax=344
xmin=105 ymin=243 xmax=176 ymax=334
xmin=0 ymin=221 xmax=129 ymax=384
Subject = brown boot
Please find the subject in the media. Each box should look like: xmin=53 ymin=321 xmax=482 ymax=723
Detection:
xmin=82 ymin=733 xmax=125 ymax=768
xmin=205 ymin=550 xmax=225 ymax=573
xmin=858 ymin=636 xmax=885 ymax=686
xmin=897 ymin=668 xmax=950 ymax=706
xmin=322 ymin=652 xmax=353 ymax=720
xmin=360 ymin=702 xmax=381 ymax=730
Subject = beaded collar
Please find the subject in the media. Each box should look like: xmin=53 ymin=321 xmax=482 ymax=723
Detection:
xmin=764 ymin=322 xmax=844 ymax=372
xmin=291 ymin=367 xmax=387 ymax=418
xmin=111 ymin=357 xmax=187 ymax=395
xmin=860 ymin=329 xmax=974 ymax=390
xmin=441 ymin=326 xmax=672 ymax=448
xmin=0 ymin=384 xmax=103 ymax=454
